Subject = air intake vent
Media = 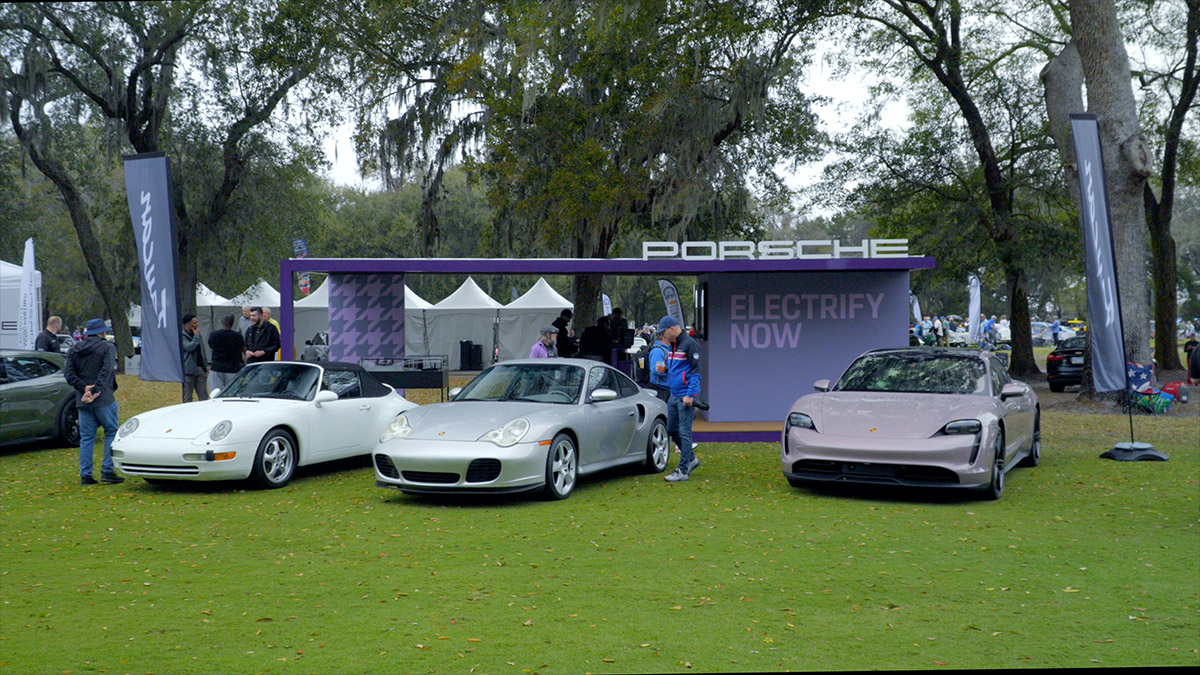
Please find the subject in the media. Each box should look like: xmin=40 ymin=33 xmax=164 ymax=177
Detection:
xmin=466 ymin=458 xmax=502 ymax=483
xmin=374 ymin=454 xmax=399 ymax=479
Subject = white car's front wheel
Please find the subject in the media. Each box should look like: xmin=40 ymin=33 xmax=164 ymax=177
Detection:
xmin=251 ymin=428 xmax=297 ymax=489
xmin=543 ymin=433 xmax=577 ymax=501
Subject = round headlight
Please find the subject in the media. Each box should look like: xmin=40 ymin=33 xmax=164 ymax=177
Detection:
xmin=118 ymin=418 xmax=139 ymax=438
xmin=210 ymin=420 xmax=233 ymax=441
xmin=479 ymin=418 xmax=530 ymax=447
xmin=380 ymin=414 xmax=412 ymax=443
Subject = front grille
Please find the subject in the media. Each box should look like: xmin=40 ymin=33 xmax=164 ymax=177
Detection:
xmin=374 ymin=454 xmax=399 ymax=479
xmin=465 ymin=459 xmax=501 ymax=483
xmin=792 ymin=459 xmax=958 ymax=485
xmin=402 ymin=470 xmax=459 ymax=484
xmin=119 ymin=463 xmax=200 ymax=476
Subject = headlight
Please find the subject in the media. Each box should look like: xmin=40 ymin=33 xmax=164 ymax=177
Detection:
xmin=118 ymin=418 xmax=139 ymax=438
xmin=209 ymin=420 xmax=233 ymax=442
xmin=478 ymin=418 xmax=530 ymax=447
xmin=941 ymin=419 xmax=982 ymax=435
xmin=380 ymin=414 xmax=412 ymax=442
xmin=786 ymin=412 xmax=815 ymax=431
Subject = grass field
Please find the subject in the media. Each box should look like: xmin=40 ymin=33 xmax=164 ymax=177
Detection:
xmin=1 ymin=375 xmax=1196 ymax=674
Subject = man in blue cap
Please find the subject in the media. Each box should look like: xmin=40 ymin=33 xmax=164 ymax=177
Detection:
xmin=63 ymin=318 xmax=124 ymax=485
xmin=657 ymin=315 xmax=702 ymax=482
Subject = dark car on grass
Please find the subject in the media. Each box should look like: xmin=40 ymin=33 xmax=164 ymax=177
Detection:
xmin=0 ymin=350 xmax=79 ymax=447
xmin=1046 ymin=336 xmax=1086 ymax=392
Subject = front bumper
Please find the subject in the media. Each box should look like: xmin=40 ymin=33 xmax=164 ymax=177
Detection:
xmin=780 ymin=428 xmax=993 ymax=489
xmin=373 ymin=438 xmax=548 ymax=493
xmin=112 ymin=436 xmax=257 ymax=481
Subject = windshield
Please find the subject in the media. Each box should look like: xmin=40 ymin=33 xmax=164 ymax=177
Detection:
xmin=455 ymin=363 xmax=584 ymax=404
xmin=217 ymin=363 xmax=321 ymax=400
xmin=833 ymin=352 xmax=988 ymax=395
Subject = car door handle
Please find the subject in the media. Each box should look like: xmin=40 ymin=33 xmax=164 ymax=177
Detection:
xmin=626 ymin=412 xmax=636 ymax=417
xmin=359 ymin=404 xmax=372 ymax=411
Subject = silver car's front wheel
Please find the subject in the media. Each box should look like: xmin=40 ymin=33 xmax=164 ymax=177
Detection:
xmin=251 ymin=428 xmax=297 ymax=489
xmin=543 ymin=433 xmax=577 ymax=500
xmin=644 ymin=418 xmax=669 ymax=473
xmin=980 ymin=432 xmax=1004 ymax=501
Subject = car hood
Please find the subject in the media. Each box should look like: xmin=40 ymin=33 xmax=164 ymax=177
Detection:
xmin=402 ymin=401 xmax=562 ymax=441
xmin=131 ymin=398 xmax=299 ymax=439
xmin=802 ymin=392 xmax=990 ymax=439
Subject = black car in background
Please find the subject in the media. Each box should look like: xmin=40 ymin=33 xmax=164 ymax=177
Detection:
xmin=1046 ymin=336 xmax=1086 ymax=392
xmin=0 ymin=350 xmax=80 ymax=447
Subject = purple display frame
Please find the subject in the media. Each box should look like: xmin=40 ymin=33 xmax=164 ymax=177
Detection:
xmin=279 ymin=256 xmax=935 ymax=443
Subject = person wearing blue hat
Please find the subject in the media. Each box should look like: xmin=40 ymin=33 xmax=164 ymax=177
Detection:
xmin=63 ymin=318 xmax=124 ymax=485
xmin=657 ymin=315 xmax=703 ymax=483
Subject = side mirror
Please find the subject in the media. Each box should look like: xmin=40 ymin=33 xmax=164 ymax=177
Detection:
xmin=1000 ymin=382 xmax=1026 ymax=400
xmin=448 ymin=387 xmax=463 ymax=398
xmin=590 ymin=388 xmax=618 ymax=402
xmin=813 ymin=379 xmax=830 ymax=392
xmin=314 ymin=390 xmax=339 ymax=407
xmin=210 ymin=388 xmax=221 ymax=398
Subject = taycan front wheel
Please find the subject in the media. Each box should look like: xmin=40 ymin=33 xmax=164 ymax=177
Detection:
xmin=980 ymin=432 xmax=1004 ymax=501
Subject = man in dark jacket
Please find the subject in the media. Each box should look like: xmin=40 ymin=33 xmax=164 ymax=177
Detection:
xmin=552 ymin=309 xmax=576 ymax=358
xmin=34 ymin=316 xmax=63 ymax=353
xmin=181 ymin=313 xmax=208 ymax=402
xmin=578 ymin=315 xmax=612 ymax=362
xmin=208 ymin=314 xmax=245 ymax=393
xmin=243 ymin=306 xmax=280 ymax=364
xmin=658 ymin=315 xmax=703 ymax=483
xmin=63 ymin=318 xmax=123 ymax=485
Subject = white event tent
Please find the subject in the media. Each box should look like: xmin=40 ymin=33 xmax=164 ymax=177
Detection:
xmin=0 ymin=259 xmax=42 ymax=349
xmin=288 ymin=279 xmax=436 ymax=360
xmin=403 ymin=285 xmax=435 ymax=358
xmin=127 ymin=282 xmax=230 ymax=337
xmin=496 ymin=277 xmax=572 ymax=361
xmin=423 ymin=277 xmax=501 ymax=369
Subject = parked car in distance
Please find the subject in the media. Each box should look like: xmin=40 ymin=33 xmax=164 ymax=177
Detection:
xmin=781 ymin=347 xmax=1040 ymax=500
xmin=372 ymin=359 xmax=670 ymax=500
xmin=300 ymin=332 xmax=329 ymax=362
xmin=1031 ymin=322 xmax=1077 ymax=347
xmin=1046 ymin=336 xmax=1087 ymax=392
xmin=54 ymin=334 xmax=75 ymax=351
xmin=0 ymin=350 xmax=79 ymax=447
xmin=112 ymin=361 xmax=417 ymax=488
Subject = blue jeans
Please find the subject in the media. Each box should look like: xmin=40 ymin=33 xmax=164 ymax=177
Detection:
xmin=79 ymin=402 xmax=119 ymax=478
xmin=667 ymin=396 xmax=695 ymax=473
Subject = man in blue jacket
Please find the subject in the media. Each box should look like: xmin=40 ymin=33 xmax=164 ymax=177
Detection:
xmin=658 ymin=316 xmax=702 ymax=483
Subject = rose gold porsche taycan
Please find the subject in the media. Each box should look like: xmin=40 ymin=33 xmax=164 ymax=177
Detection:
xmin=781 ymin=348 xmax=1040 ymax=500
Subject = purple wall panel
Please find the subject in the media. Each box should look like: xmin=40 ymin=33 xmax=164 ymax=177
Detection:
xmin=328 ymin=274 xmax=406 ymax=363
xmin=699 ymin=271 xmax=910 ymax=422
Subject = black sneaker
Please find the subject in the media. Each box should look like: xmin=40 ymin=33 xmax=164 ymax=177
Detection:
xmin=100 ymin=473 xmax=125 ymax=484
xmin=80 ymin=475 xmax=98 ymax=485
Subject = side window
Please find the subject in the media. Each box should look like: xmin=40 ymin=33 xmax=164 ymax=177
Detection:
xmin=614 ymin=370 xmax=640 ymax=398
xmin=13 ymin=357 xmax=51 ymax=379
xmin=322 ymin=370 xmax=361 ymax=399
xmin=988 ymin=361 xmax=1007 ymax=396
xmin=587 ymin=366 xmax=606 ymax=393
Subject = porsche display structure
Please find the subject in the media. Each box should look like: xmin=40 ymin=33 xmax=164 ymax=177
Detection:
xmin=278 ymin=253 xmax=935 ymax=441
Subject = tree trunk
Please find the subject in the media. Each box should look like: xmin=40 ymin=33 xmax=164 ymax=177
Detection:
xmin=1070 ymin=0 xmax=1154 ymax=366
xmin=1003 ymin=265 xmax=1038 ymax=375
xmin=1146 ymin=188 xmax=1182 ymax=370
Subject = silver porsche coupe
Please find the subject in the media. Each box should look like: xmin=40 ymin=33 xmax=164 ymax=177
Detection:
xmin=372 ymin=359 xmax=671 ymax=500
xmin=781 ymin=348 xmax=1040 ymax=500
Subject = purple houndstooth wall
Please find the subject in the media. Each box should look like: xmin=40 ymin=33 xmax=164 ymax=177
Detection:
xmin=328 ymin=274 xmax=405 ymax=363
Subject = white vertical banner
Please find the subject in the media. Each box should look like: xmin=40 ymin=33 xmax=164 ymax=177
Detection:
xmin=602 ymin=293 xmax=612 ymax=317
xmin=657 ymin=279 xmax=685 ymax=327
xmin=17 ymin=238 xmax=38 ymax=350
xmin=909 ymin=293 xmax=921 ymax=324
xmin=967 ymin=275 xmax=981 ymax=342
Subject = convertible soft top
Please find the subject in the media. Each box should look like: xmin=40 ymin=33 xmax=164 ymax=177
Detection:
xmin=309 ymin=361 xmax=394 ymax=398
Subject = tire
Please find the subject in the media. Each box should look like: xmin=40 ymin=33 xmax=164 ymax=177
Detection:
xmin=57 ymin=398 xmax=79 ymax=447
xmin=542 ymin=432 xmax=577 ymax=500
xmin=979 ymin=432 xmax=1004 ymax=501
xmin=1021 ymin=413 xmax=1041 ymax=467
xmin=643 ymin=418 xmax=669 ymax=473
xmin=250 ymin=428 xmax=297 ymax=489
xmin=1048 ymin=381 xmax=1065 ymax=393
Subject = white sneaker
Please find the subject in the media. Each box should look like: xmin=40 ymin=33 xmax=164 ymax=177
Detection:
xmin=664 ymin=469 xmax=689 ymax=482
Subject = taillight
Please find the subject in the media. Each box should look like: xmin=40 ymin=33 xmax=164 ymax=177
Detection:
xmin=1047 ymin=354 xmax=1065 ymax=362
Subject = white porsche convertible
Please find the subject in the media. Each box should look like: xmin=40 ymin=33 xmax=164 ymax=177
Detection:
xmin=112 ymin=361 xmax=417 ymax=488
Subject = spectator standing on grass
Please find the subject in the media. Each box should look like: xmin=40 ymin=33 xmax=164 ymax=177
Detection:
xmin=181 ymin=313 xmax=209 ymax=402
xmin=208 ymin=314 xmax=245 ymax=394
xmin=63 ymin=319 xmax=123 ymax=486
xmin=35 ymin=316 xmax=63 ymax=353
xmin=553 ymin=309 xmax=576 ymax=358
xmin=237 ymin=305 xmax=254 ymax=333
xmin=244 ymin=307 xmax=280 ymax=364
xmin=529 ymin=325 xmax=559 ymax=358
xmin=659 ymin=316 xmax=702 ymax=483
xmin=1051 ymin=317 xmax=1061 ymax=346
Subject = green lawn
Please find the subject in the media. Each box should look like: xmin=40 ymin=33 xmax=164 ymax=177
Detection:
xmin=1 ymin=377 xmax=1196 ymax=673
